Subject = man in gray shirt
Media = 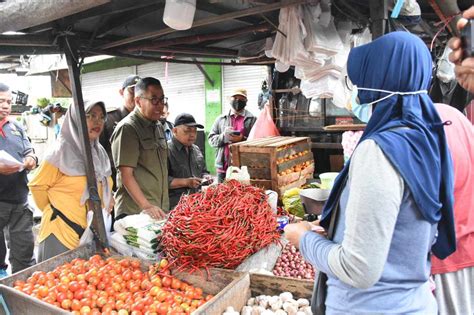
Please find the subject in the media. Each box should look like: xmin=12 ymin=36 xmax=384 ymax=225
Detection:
xmin=0 ymin=83 xmax=37 ymax=276
xmin=167 ymin=113 xmax=209 ymax=209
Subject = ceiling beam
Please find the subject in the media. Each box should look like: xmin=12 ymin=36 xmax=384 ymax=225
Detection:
xmin=196 ymin=3 xmax=262 ymax=25
xmin=0 ymin=46 xmax=60 ymax=55
xmin=0 ymin=35 xmax=53 ymax=47
xmin=20 ymin=0 xmax=161 ymax=34
xmin=126 ymin=24 xmax=271 ymax=51
xmin=97 ymin=0 xmax=313 ymax=50
xmin=96 ymin=3 xmax=165 ymax=38
xmin=86 ymin=49 xmax=270 ymax=66
xmin=132 ymin=45 xmax=239 ymax=58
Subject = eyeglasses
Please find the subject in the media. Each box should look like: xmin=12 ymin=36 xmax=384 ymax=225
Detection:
xmin=86 ymin=113 xmax=106 ymax=123
xmin=139 ymin=96 xmax=168 ymax=105
xmin=0 ymin=98 xmax=12 ymax=105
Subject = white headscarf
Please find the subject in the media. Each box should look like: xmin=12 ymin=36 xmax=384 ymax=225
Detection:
xmin=44 ymin=100 xmax=112 ymax=210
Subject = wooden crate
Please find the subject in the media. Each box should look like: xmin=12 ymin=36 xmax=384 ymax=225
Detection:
xmin=216 ymin=272 xmax=314 ymax=313
xmin=230 ymin=136 xmax=314 ymax=195
xmin=0 ymin=243 xmax=245 ymax=315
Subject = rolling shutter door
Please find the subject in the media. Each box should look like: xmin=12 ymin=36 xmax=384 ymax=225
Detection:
xmin=137 ymin=62 xmax=205 ymax=124
xmin=222 ymin=65 xmax=269 ymax=115
xmin=81 ymin=66 xmax=136 ymax=110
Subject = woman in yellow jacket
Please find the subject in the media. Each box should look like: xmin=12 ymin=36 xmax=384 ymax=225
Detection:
xmin=29 ymin=101 xmax=113 ymax=261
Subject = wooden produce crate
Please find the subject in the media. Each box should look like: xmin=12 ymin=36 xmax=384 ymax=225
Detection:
xmin=217 ymin=272 xmax=314 ymax=313
xmin=0 ymin=243 xmax=245 ymax=315
xmin=230 ymin=136 xmax=314 ymax=195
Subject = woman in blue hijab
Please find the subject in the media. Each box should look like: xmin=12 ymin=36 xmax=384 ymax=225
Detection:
xmin=285 ymin=32 xmax=455 ymax=314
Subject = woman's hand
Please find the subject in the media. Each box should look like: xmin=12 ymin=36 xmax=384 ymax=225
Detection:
xmin=284 ymin=222 xmax=313 ymax=249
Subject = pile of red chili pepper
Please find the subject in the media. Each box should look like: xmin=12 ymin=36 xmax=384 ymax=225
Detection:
xmin=161 ymin=180 xmax=280 ymax=271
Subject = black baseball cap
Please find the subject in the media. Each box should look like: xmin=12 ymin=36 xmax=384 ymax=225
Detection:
xmin=122 ymin=75 xmax=141 ymax=89
xmin=174 ymin=113 xmax=204 ymax=129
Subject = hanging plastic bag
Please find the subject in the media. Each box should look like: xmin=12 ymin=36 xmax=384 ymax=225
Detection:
xmin=79 ymin=209 xmax=112 ymax=246
xmin=437 ymin=45 xmax=455 ymax=83
xmin=225 ymin=166 xmax=251 ymax=185
xmin=248 ymin=104 xmax=280 ymax=140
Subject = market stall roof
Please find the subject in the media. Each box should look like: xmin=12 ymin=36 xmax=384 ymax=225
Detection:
xmin=0 ymin=0 xmax=471 ymax=72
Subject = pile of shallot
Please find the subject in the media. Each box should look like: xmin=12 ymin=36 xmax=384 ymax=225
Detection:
xmin=272 ymin=244 xmax=315 ymax=280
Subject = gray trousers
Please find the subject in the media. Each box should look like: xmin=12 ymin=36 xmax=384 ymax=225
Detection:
xmin=0 ymin=201 xmax=36 ymax=273
xmin=434 ymin=266 xmax=474 ymax=315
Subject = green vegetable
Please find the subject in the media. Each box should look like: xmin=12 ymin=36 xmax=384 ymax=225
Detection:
xmin=282 ymin=188 xmax=305 ymax=218
xmin=302 ymin=182 xmax=320 ymax=189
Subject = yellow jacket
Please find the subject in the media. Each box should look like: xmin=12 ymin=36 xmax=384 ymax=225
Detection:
xmin=28 ymin=161 xmax=112 ymax=249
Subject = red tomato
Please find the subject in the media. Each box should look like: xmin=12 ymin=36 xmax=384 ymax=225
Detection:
xmin=102 ymin=304 xmax=114 ymax=312
xmin=71 ymin=299 xmax=82 ymax=311
xmin=161 ymin=277 xmax=172 ymax=288
xmin=74 ymin=289 xmax=85 ymax=300
xmin=61 ymin=299 xmax=72 ymax=310
xmin=69 ymin=281 xmax=80 ymax=292
xmin=119 ymin=259 xmax=131 ymax=268
xmin=80 ymin=298 xmax=92 ymax=308
xmin=37 ymin=285 xmax=48 ymax=298
xmin=140 ymin=279 xmax=152 ymax=291
xmin=122 ymin=270 xmax=133 ymax=281
xmin=96 ymin=296 xmax=107 ymax=308
xmin=132 ymin=270 xmax=143 ymax=281
xmin=184 ymin=290 xmax=194 ymax=300
xmin=159 ymin=259 xmax=169 ymax=270
xmin=149 ymin=286 xmax=160 ymax=297
xmin=193 ymin=287 xmax=203 ymax=298
xmin=80 ymin=305 xmax=91 ymax=314
xmin=155 ymin=290 xmax=166 ymax=303
xmin=157 ymin=302 xmax=170 ymax=315
xmin=131 ymin=260 xmax=141 ymax=269
xmin=132 ymin=299 xmax=145 ymax=311
xmin=171 ymin=278 xmax=182 ymax=291
xmin=150 ymin=276 xmax=161 ymax=288
xmin=60 ymin=276 xmax=70 ymax=285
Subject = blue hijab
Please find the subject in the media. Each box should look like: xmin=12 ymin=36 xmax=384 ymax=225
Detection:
xmin=321 ymin=32 xmax=456 ymax=259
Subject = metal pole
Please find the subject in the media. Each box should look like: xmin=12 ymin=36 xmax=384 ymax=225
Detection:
xmin=60 ymin=36 xmax=109 ymax=251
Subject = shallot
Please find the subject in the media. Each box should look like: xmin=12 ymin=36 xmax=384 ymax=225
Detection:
xmin=273 ymin=244 xmax=316 ymax=280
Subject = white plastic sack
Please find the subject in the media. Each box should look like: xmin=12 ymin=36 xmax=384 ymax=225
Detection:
xmin=225 ymin=166 xmax=251 ymax=185
xmin=353 ymin=28 xmax=372 ymax=47
xmin=437 ymin=45 xmax=455 ymax=83
xmin=114 ymin=213 xmax=164 ymax=236
xmin=79 ymin=209 xmax=112 ymax=246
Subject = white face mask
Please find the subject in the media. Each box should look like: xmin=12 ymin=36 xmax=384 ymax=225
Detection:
xmin=350 ymin=85 xmax=428 ymax=123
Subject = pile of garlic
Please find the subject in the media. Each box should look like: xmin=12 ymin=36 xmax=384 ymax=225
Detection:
xmin=222 ymin=292 xmax=312 ymax=315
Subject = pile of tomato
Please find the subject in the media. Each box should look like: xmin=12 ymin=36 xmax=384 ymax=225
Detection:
xmin=12 ymin=255 xmax=213 ymax=315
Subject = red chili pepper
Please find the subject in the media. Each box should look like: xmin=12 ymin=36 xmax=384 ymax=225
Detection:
xmin=161 ymin=180 xmax=280 ymax=272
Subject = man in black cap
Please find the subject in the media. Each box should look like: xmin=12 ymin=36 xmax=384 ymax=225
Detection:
xmin=167 ymin=113 xmax=209 ymax=209
xmin=99 ymin=74 xmax=140 ymax=191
